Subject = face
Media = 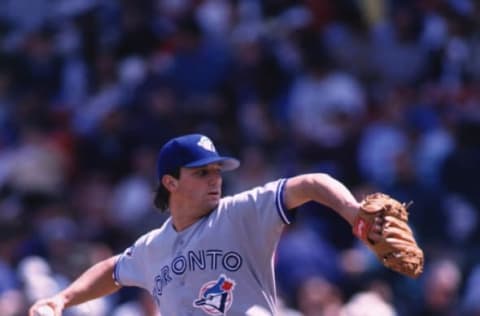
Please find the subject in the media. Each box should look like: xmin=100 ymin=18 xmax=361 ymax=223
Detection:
xmin=169 ymin=163 xmax=223 ymax=214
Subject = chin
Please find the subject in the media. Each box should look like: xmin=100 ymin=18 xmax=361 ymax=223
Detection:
xmin=205 ymin=199 xmax=220 ymax=210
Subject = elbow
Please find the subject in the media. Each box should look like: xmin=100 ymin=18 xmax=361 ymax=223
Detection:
xmin=285 ymin=173 xmax=337 ymax=208
xmin=299 ymin=173 xmax=335 ymax=196
xmin=303 ymin=173 xmax=335 ymax=186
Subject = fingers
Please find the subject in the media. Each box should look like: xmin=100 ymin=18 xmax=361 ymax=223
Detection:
xmin=384 ymin=216 xmax=413 ymax=234
xmin=359 ymin=213 xmax=416 ymax=246
xmin=29 ymin=300 xmax=62 ymax=316
xmin=29 ymin=301 xmax=46 ymax=316
xmin=367 ymin=216 xmax=384 ymax=243
xmin=373 ymin=216 xmax=383 ymax=232
xmin=366 ymin=216 xmax=383 ymax=235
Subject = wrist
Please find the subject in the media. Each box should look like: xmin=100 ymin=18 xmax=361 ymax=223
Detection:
xmin=53 ymin=293 xmax=68 ymax=308
xmin=343 ymin=202 xmax=360 ymax=226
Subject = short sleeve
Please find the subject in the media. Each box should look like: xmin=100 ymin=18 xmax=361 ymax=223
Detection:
xmin=113 ymin=234 xmax=149 ymax=289
xmin=219 ymin=179 xmax=294 ymax=251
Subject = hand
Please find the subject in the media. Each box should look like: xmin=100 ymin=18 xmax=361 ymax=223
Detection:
xmin=367 ymin=216 xmax=384 ymax=244
xmin=29 ymin=296 xmax=65 ymax=316
xmin=353 ymin=192 xmax=424 ymax=278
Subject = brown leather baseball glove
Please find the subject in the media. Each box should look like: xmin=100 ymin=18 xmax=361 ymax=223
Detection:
xmin=352 ymin=193 xmax=424 ymax=278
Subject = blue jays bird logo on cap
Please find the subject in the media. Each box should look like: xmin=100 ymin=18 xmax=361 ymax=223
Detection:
xmin=193 ymin=275 xmax=235 ymax=315
xmin=156 ymin=134 xmax=240 ymax=181
xmin=197 ymin=136 xmax=216 ymax=152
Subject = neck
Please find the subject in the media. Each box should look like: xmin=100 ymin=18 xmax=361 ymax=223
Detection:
xmin=170 ymin=211 xmax=202 ymax=232
xmin=168 ymin=194 xmax=218 ymax=231
xmin=169 ymin=201 xmax=213 ymax=232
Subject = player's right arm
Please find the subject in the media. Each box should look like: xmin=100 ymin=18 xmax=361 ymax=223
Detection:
xmin=29 ymin=256 xmax=121 ymax=316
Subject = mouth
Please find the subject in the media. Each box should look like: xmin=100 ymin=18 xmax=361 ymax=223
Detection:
xmin=208 ymin=191 xmax=220 ymax=197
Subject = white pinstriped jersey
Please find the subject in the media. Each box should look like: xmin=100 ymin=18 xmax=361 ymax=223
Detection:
xmin=114 ymin=179 xmax=293 ymax=315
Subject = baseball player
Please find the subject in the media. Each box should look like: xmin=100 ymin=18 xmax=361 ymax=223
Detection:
xmin=29 ymin=133 xmax=418 ymax=316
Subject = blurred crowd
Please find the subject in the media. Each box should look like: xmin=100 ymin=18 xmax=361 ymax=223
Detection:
xmin=1 ymin=0 xmax=480 ymax=315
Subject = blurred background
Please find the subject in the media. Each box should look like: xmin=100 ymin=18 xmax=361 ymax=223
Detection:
xmin=0 ymin=0 xmax=479 ymax=315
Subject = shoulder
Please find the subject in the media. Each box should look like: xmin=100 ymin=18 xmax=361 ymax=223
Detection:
xmin=224 ymin=178 xmax=284 ymax=199
xmin=216 ymin=178 xmax=293 ymax=227
xmin=218 ymin=179 xmax=287 ymax=212
xmin=134 ymin=217 xmax=173 ymax=246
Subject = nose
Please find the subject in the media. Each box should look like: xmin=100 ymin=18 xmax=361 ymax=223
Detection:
xmin=208 ymin=171 xmax=221 ymax=185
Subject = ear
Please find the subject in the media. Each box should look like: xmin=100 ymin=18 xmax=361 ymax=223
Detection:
xmin=162 ymin=175 xmax=178 ymax=192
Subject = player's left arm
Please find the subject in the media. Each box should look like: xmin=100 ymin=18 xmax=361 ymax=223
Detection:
xmin=283 ymin=173 xmax=360 ymax=225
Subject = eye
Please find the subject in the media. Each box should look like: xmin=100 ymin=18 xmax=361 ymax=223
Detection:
xmin=196 ymin=169 xmax=209 ymax=177
xmin=195 ymin=168 xmax=222 ymax=177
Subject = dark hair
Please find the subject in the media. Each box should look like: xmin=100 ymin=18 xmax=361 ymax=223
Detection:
xmin=153 ymin=168 xmax=180 ymax=212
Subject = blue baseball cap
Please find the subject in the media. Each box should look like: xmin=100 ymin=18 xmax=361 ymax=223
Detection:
xmin=157 ymin=134 xmax=240 ymax=180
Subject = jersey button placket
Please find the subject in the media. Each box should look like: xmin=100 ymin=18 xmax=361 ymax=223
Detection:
xmin=176 ymin=239 xmax=184 ymax=256
xmin=176 ymin=238 xmax=186 ymax=286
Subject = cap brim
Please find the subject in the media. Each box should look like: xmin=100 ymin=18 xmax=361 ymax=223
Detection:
xmin=184 ymin=157 xmax=240 ymax=171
